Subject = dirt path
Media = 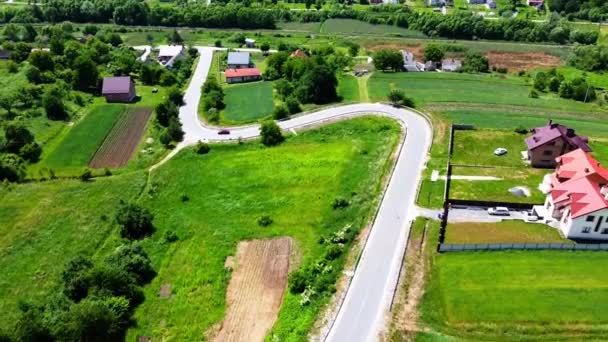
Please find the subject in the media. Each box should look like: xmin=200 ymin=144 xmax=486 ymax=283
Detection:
xmin=214 ymin=237 xmax=293 ymax=342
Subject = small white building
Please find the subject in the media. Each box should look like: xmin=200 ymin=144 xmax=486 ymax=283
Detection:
xmin=245 ymin=38 xmax=256 ymax=48
xmin=158 ymin=45 xmax=184 ymax=68
xmin=401 ymin=50 xmax=421 ymax=72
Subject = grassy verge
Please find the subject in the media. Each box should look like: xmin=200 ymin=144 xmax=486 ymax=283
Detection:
xmin=338 ymin=74 xmax=360 ymax=103
xmin=445 ymin=221 xmax=571 ymax=244
xmin=223 ymin=81 xmax=274 ymax=123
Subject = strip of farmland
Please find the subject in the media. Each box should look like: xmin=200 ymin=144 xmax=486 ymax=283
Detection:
xmin=89 ymin=107 xmax=152 ymax=168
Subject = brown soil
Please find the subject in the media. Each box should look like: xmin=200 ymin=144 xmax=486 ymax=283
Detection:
xmin=159 ymin=283 xmax=171 ymax=298
xmin=486 ymin=51 xmax=563 ymax=72
xmin=214 ymin=237 xmax=293 ymax=342
xmin=89 ymin=107 xmax=153 ymax=168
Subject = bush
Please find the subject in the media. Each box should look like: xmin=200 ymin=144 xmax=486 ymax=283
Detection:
xmin=115 ymin=203 xmax=154 ymax=240
xmin=257 ymin=215 xmax=274 ymax=227
xmin=285 ymin=96 xmax=301 ymax=114
xmin=528 ymin=89 xmax=539 ymax=98
xmin=332 ymin=197 xmax=349 ymax=209
xmin=80 ymin=169 xmax=93 ymax=181
xmin=514 ymin=125 xmax=529 ymax=134
xmin=214 ymin=40 xmax=222 ymax=47
xmin=0 ymin=153 xmax=25 ymax=182
xmin=196 ymin=141 xmax=210 ymax=154
xmin=289 ymin=269 xmax=310 ymax=294
xmin=206 ymin=108 xmax=220 ymax=123
xmin=273 ymin=105 xmax=289 ymax=120
xmin=260 ymin=120 xmax=284 ymax=147
xmin=164 ymin=230 xmax=178 ymax=243
xmin=180 ymin=193 xmax=189 ymax=202
xmin=324 ymin=245 xmax=343 ymax=261
xmin=105 ymin=244 xmax=156 ymax=285
xmin=19 ymin=142 xmax=42 ymax=163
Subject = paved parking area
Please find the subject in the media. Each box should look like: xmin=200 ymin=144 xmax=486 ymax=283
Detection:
xmin=448 ymin=207 xmax=531 ymax=223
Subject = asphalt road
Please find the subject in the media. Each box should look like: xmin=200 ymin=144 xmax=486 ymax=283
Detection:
xmin=159 ymin=46 xmax=433 ymax=341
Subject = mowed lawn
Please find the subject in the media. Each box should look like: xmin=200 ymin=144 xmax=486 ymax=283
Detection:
xmin=451 ymin=130 xmax=528 ymax=167
xmin=338 ymin=74 xmax=360 ymax=102
xmin=445 ymin=221 xmax=570 ymax=244
xmin=0 ymin=172 xmax=147 ymax=328
xmin=320 ymin=18 xmax=426 ymax=37
xmin=223 ymin=81 xmax=274 ymax=123
xmin=42 ymin=105 xmax=125 ymax=168
xmin=127 ymin=117 xmax=401 ymax=340
xmin=368 ymin=72 xmax=603 ymax=113
xmin=424 ymin=252 xmax=608 ymax=333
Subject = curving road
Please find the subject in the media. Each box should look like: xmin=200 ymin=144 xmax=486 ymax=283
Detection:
xmin=163 ymin=46 xmax=432 ymax=341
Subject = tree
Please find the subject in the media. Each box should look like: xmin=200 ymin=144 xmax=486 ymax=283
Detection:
xmin=140 ymin=64 xmax=163 ymax=85
xmin=61 ymin=298 xmax=129 ymax=342
xmin=105 ymin=244 xmax=155 ymax=285
xmin=169 ymin=30 xmax=183 ymax=45
xmin=260 ymin=120 xmax=284 ymax=147
xmin=19 ymin=142 xmax=42 ymax=162
xmin=423 ymin=44 xmax=445 ymax=63
xmin=42 ymin=86 xmax=67 ymax=120
xmin=373 ymin=49 xmax=402 ymax=72
xmin=159 ymin=72 xmax=177 ymax=86
xmin=167 ymin=117 xmax=184 ymax=142
xmin=461 ymin=53 xmax=489 ymax=73
xmin=108 ymin=33 xmax=123 ymax=47
xmin=23 ymin=24 xmax=38 ymax=43
xmin=0 ymin=153 xmax=26 ymax=182
xmin=295 ymin=65 xmax=338 ymax=104
xmin=12 ymin=42 xmax=32 ymax=63
xmin=74 ymin=55 xmax=99 ymax=91
xmin=548 ymin=77 xmax=561 ymax=92
xmin=13 ymin=302 xmax=53 ymax=342
xmin=347 ymin=42 xmax=360 ymax=57
xmin=196 ymin=141 xmax=210 ymax=154
xmin=155 ymin=100 xmax=179 ymax=127
xmin=25 ymin=65 xmax=42 ymax=84
xmin=28 ymin=50 xmax=55 ymax=72
xmin=2 ymin=124 xmax=35 ymax=155
xmin=274 ymin=79 xmax=294 ymax=100
xmin=49 ymin=33 xmax=65 ymax=55
xmin=115 ymin=202 xmax=154 ymax=240
xmin=0 ymin=93 xmax=16 ymax=118
xmin=558 ymin=81 xmax=574 ymax=99
xmin=388 ymin=89 xmax=406 ymax=106
xmin=260 ymin=42 xmax=270 ymax=54
xmin=167 ymin=86 xmax=184 ymax=106
xmin=285 ymin=96 xmax=301 ymax=114
xmin=83 ymin=24 xmax=99 ymax=35
xmin=534 ymin=71 xmax=547 ymax=91
xmin=62 ymin=255 xmax=95 ymax=302
xmin=273 ymin=105 xmax=289 ymax=120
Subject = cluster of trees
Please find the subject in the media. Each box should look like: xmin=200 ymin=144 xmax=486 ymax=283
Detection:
xmin=551 ymin=0 xmax=607 ymax=22
xmin=200 ymin=78 xmax=225 ymax=123
xmin=532 ymin=69 xmax=596 ymax=102
xmin=154 ymin=88 xmax=185 ymax=147
xmin=265 ymin=46 xmax=348 ymax=118
xmin=373 ymin=49 xmax=402 ymax=71
xmin=570 ymin=45 xmax=608 ymax=72
xmin=0 ymin=124 xmax=41 ymax=181
xmin=0 ymin=2 xmax=276 ymax=29
xmin=460 ymin=53 xmax=490 ymax=73
xmin=2 ymin=201 xmax=159 ymax=341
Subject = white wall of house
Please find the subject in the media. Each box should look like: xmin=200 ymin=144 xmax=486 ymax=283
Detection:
xmin=561 ymin=208 xmax=608 ymax=240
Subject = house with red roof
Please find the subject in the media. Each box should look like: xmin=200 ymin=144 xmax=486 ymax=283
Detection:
xmin=290 ymin=49 xmax=308 ymax=58
xmin=525 ymin=120 xmax=591 ymax=168
xmin=225 ymin=68 xmax=262 ymax=84
xmin=539 ymin=149 xmax=608 ymax=240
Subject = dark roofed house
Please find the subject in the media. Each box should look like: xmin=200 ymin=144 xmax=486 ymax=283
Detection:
xmin=102 ymin=76 xmax=136 ymax=103
xmin=525 ymin=120 xmax=591 ymax=168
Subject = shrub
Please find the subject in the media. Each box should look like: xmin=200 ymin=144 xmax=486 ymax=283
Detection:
xmin=80 ymin=169 xmax=93 ymax=181
xmin=257 ymin=215 xmax=274 ymax=227
xmin=180 ymin=193 xmax=189 ymax=202
xmin=196 ymin=141 xmax=210 ymax=154
xmin=105 ymin=244 xmax=156 ymax=285
xmin=514 ymin=125 xmax=529 ymax=134
xmin=332 ymin=197 xmax=349 ymax=209
xmin=528 ymin=89 xmax=539 ymax=98
xmin=273 ymin=105 xmax=289 ymax=120
xmin=115 ymin=203 xmax=154 ymax=240
xmin=285 ymin=96 xmax=301 ymax=114
xmin=324 ymin=245 xmax=343 ymax=261
xmin=164 ymin=230 xmax=178 ymax=243
xmin=214 ymin=40 xmax=222 ymax=47
xmin=260 ymin=120 xmax=284 ymax=147
xmin=206 ymin=108 xmax=220 ymax=123
xmin=289 ymin=269 xmax=310 ymax=294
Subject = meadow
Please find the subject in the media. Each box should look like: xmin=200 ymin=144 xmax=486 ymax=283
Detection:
xmin=337 ymin=74 xmax=360 ymax=102
xmin=445 ymin=221 xmax=570 ymax=244
xmin=320 ymin=19 xmax=427 ymax=38
xmin=41 ymin=105 xmax=125 ymax=169
xmin=223 ymin=81 xmax=274 ymax=123
xmin=421 ymin=251 xmax=608 ymax=340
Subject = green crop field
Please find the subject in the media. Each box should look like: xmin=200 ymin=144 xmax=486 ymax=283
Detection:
xmin=223 ymin=81 xmax=274 ymax=123
xmin=320 ymin=19 xmax=427 ymax=37
xmin=368 ymin=72 xmax=603 ymax=113
xmin=338 ymin=74 xmax=360 ymax=102
xmin=422 ymin=251 xmax=608 ymax=340
xmin=0 ymin=172 xmax=147 ymax=328
xmin=41 ymin=105 xmax=125 ymax=169
xmin=445 ymin=221 xmax=570 ymax=244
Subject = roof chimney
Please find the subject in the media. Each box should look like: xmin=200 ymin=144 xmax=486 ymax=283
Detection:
xmin=566 ymin=128 xmax=575 ymax=137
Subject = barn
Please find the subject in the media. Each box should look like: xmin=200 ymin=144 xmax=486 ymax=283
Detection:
xmin=102 ymin=76 xmax=137 ymax=103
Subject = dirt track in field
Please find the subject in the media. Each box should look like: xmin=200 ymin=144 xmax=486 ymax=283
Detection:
xmin=214 ymin=237 xmax=292 ymax=342
xmin=486 ymin=51 xmax=563 ymax=71
xmin=89 ymin=107 xmax=152 ymax=168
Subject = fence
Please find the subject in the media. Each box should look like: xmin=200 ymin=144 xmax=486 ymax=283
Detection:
xmin=439 ymin=243 xmax=608 ymax=252
xmin=448 ymin=199 xmax=536 ymax=210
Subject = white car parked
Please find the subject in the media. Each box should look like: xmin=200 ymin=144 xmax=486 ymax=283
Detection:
xmin=488 ymin=206 xmax=510 ymax=216
xmin=494 ymin=148 xmax=508 ymax=156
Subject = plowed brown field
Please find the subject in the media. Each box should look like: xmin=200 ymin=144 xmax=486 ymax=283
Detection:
xmin=89 ymin=107 xmax=152 ymax=168
xmin=215 ymin=237 xmax=293 ymax=342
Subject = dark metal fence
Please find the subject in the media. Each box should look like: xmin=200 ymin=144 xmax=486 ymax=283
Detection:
xmin=448 ymin=199 xmax=536 ymax=210
xmin=439 ymin=243 xmax=608 ymax=252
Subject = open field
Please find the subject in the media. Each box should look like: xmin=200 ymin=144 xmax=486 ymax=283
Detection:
xmin=42 ymin=105 xmax=125 ymax=169
xmin=214 ymin=237 xmax=292 ymax=342
xmin=320 ymin=19 xmax=427 ymax=38
xmin=89 ymin=107 xmax=153 ymax=169
xmin=445 ymin=221 xmax=571 ymax=244
xmin=486 ymin=51 xmax=563 ymax=72
xmin=123 ymin=117 xmax=400 ymax=340
xmin=0 ymin=172 xmax=147 ymax=328
xmin=451 ymin=130 xmax=528 ymax=167
xmin=368 ymin=72 xmax=603 ymax=114
xmin=338 ymin=74 xmax=360 ymax=102
xmin=421 ymin=251 xmax=608 ymax=340
xmin=223 ymin=81 xmax=274 ymax=123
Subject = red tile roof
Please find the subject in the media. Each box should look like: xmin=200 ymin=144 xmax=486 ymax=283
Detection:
xmin=525 ymin=121 xmax=591 ymax=152
xmin=290 ymin=49 xmax=308 ymax=58
xmin=551 ymin=176 xmax=608 ymax=218
xmin=225 ymin=68 xmax=261 ymax=78
xmin=554 ymin=149 xmax=608 ymax=184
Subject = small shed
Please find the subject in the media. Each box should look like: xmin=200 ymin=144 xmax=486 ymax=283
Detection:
xmin=227 ymin=52 xmax=251 ymax=69
xmin=102 ymin=76 xmax=137 ymax=103
xmin=225 ymin=68 xmax=262 ymax=84
xmin=245 ymin=38 xmax=256 ymax=48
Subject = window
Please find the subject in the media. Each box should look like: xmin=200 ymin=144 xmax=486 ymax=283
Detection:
xmin=602 ymin=228 xmax=608 ymax=235
xmin=543 ymin=150 xmax=553 ymax=156
xmin=541 ymin=159 xmax=552 ymax=163
xmin=582 ymin=227 xmax=591 ymax=233
xmin=587 ymin=215 xmax=596 ymax=222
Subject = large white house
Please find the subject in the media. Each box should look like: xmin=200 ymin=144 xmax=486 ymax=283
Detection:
xmin=158 ymin=45 xmax=184 ymax=68
xmin=538 ymin=149 xmax=608 ymax=240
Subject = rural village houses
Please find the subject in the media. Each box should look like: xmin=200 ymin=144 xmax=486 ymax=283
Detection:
xmin=525 ymin=121 xmax=591 ymax=168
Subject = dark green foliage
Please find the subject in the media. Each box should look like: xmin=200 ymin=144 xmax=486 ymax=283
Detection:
xmin=80 ymin=169 xmax=92 ymax=181
xmin=461 ymin=53 xmax=489 ymax=73
xmin=19 ymin=142 xmax=42 ymax=162
xmin=285 ymin=96 xmax=301 ymax=114
xmin=181 ymin=193 xmax=189 ymax=202
xmin=295 ymin=65 xmax=338 ymax=104
xmin=559 ymin=78 xmax=595 ymax=102
xmin=11 ymin=42 xmax=31 ymax=63
xmin=167 ymin=117 xmax=184 ymax=143
xmin=273 ymin=105 xmax=289 ymax=120
xmin=331 ymin=197 xmax=349 ymax=209
xmin=42 ymin=86 xmax=67 ymax=120
xmin=423 ymin=44 xmax=444 ymax=63
xmin=260 ymin=42 xmax=270 ymax=53
xmin=115 ymin=202 xmax=154 ymax=240
xmin=62 ymin=255 xmax=95 ymax=302
xmin=549 ymin=77 xmax=562 ymax=92
xmin=570 ymin=45 xmax=608 ymax=71
xmin=60 ymin=297 xmax=130 ymax=342
xmin=2 ymin=123 xmax=34 ymax=155
xmin=289 ymin=269 xmax=309 ymax=294
xmin=387 ymin=89 xmax=415 ymax=108
xmin=28 ymin=50 xmax=54 ymax=72
xmin=164 ymin=230 xmax=178 ymax=243
xmin=25 ymin=65 xmax=42 ymax=84
xmin=159 ymin=72 xmax=177 ymax=86
xmin=324 ymin=245 xmax=343 ymax=261
xmin=196 ymin=141 xmax=210 ymax=155
xmin=0 ymin=153 xmax=25 ymax=182
xmin=167 ymin=86 xmax=184 ymax=106
xmin=13 ymin=302 xmax=53 ymax=342
xmin=529 ymin=89 xmax=539 ymax=98
xmin=373 ymin=49 xmax=402 ymax=71
xmin=105 ymin=244 xmax=156 ymax=285
xmin=155 ymin=100 xmax=179 ymax=127
xmin=260 ymin=120 xmax=284 ymax=147
xmin=257 ymin=215 xmax=274 ymax=227
xmin=6 ymin=61 xmax=18 ymax=73
xmin=274 ymin=79 xmax=294 ymax=100
xmin=514 ymin=125 xmax=529 ymax=134
xmin=87 ymin=266 xmax=144 ymax=305
xmin=140 ymin=63 xmax=164 ymax=85
xmin=533 ymin=71 xmax=547 ymax=91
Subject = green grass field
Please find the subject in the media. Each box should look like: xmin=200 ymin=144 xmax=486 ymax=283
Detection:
xmin=320 ymin=19 xmax=427 ymax=38
xmin=445 ymin=221 xmax=570 ymax=244
xmin=422 ymin=251 xmax=608 ymax=339
xmin=223 ymin=81 xmax=274 ymax=123
xmin=0 ymin=172 xmax=147 ymax=328
xmin=338 ymin=74 xmax=360 ymax=102
xmin=368 ymin=72 xmax=603 ymax=114
xmin=41 ymin=105 xmax=125 ymax=169
xmin=451 ymin=130 xmax=528 ymax=167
